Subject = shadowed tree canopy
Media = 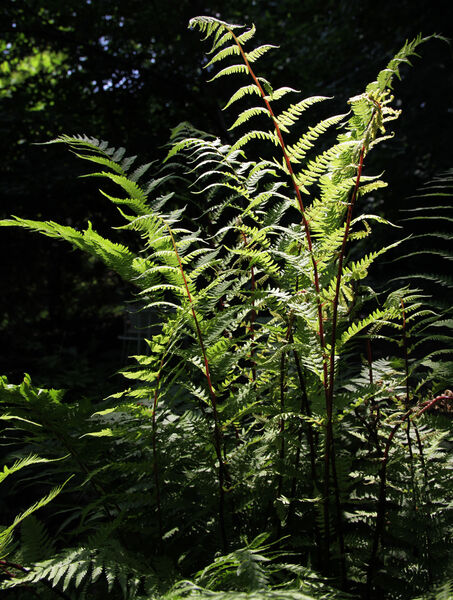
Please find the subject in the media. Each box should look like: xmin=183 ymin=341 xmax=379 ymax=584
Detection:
xmin=1 ymin=0 xmax=452 ymax=394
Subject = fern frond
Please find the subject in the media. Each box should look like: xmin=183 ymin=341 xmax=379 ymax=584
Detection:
xmin=44 ymin=134 xmax=138 ymax=172
xmin=228 ymin=106 xmax=272 ymax=131
xmin=236 ymin=24 xmax=257 ymax=45
xmin=371 ymin=34 xmax=437 ymax=92
xmin=0 ymin=454 xmax=66 ymax=484
xmin=223 ymin=84 xmax=262 ymax=110
xmin=86 ymin=171 xmax=149 ymax=214
xmin=3 ymin=541 xmax=153 ymax=597
xmin=189 ymin=16 xmax=243 ymax=43
xmin=339 ymin=307 xmax=399 ymax=349
xmin=245 ymin=44 xmax=278 ymax=63
xmin=229 ymin=130 xmax=280 ymax=154
xmin=21 ymin=516 xmax=56 ymax=563
xmin=276 ymin=96 xmax=330 ymax=129
xmin=205 ymin=44 xmax=241 ymax=68
xmin=0 ymin=478 xmax=71 ymax=559
xmin=286 ymin=114 xmax=347 ymax=164
xmin=0 ymin=218 xmax=155 ymax=287
xmin=207 ymin=64 xmax=249 ymax=82
xmin=264 ymin=86 xmax=300 ymax=102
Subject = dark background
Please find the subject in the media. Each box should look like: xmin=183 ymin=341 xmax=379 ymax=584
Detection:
xmin=1 ymin=0 xmax=452 ymax=398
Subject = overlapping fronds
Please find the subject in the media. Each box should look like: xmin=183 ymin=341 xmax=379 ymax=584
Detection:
xmin=1 ymin=17 xmax=450 ymax=600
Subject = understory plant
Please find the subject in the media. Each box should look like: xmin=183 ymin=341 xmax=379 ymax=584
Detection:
xmin=1 ymin=16 xmax=452 ymax=600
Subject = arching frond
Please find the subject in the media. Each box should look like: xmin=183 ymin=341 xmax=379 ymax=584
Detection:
xmin=276 ymin=96 xmax=330 ymax=129
xmin=286 ymin=114 xmax=347 ymax=164
xmin=223 ymin=83 xmax=262 ymax=110
xmin=228 ymin=106 xmax=272 ymax=131
xmin=245 ymin=44 xmax=278 ymax=63
xmin=208 ymin=63 xmax=249 ymax=82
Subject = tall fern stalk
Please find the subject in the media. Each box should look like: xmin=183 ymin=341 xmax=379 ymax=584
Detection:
xmin=191 ymin=18 xmax=405 ymax=574
xmin=210 ymin=21 xmax=340 ymax=565
xmin=226 ymin=23 xmax=330 ymax=392
xmin=152 ymin=352 xmax=166 ymax=546
xmin=167 ymin=225 xmax=229 ymax=551
xmin=324 ymin=141 xmax=366 ymax=576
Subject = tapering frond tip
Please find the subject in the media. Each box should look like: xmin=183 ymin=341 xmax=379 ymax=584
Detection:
xmin=370 ymin=33 xmax=446 ymax=92
xmin=188 ymin=16 xmax=244 ymax=34
xmin=37 ymin=134 xmax=99 ymax=146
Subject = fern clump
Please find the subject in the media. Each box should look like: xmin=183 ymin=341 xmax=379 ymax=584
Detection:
xmin=1 ymin=16 xmax=451 ymax=600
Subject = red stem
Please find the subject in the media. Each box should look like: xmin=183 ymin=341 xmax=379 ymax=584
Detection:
xmin=400 ymin=299 xmax=415 ymax=500
xmin=152 ymin=354 xmax=166 ymax=546
xmin=228 ymin=27 xmax=334 ymax=565
xmin=327 ymin=145 xmax=365 ymax=402
xmin=228 ymin=29 xmax=329 ymax=393
xmin=240 ymin=230 xmax=257 ymax=381
xmin=323 ymin=145 xmax=365 ymax=578
xmin=365 ymin=394 xmax=450 ymax=598
xmin=166 ymin=225 xmax=229 ymax=551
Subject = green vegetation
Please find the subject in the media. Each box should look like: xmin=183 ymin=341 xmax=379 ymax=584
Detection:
xmin=1 ymin=15 xmax=452 ymax=600
xmin=2 ymin=0 xmax=451 ymax=395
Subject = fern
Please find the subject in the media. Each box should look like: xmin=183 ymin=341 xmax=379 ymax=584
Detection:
xmin=0 ymin=16 xmax=451 ymax=600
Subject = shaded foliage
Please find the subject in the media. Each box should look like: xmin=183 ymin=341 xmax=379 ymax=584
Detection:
xmin=1 ymin=0 xmax=452 ymax=392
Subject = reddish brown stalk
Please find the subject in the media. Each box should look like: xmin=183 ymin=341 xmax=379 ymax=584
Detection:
xmin=0 ymin=559 xmax=23 ymax=579
xmin=319 ymin=144 xmax=365 ymax=578
xmin=166 ymin=225 xmax=229 ymax=551
xmin=288 ymin=345 xmax=322 ymax=560
xmin=229 ymin=28 xmax=329 ymax=395
xmin=366 ymin=338 xmax=374 ymax=385
xmin=365 ymin=394 xmax=450 ymax=598
xmin=326 ymin=101 xmax=381 ymax=457
xmin=321 ymin=142 xmax=366 ymax=576
xmin=326 ymin=144 xmax=365 ymax=402
xmin=229 ymin=28 xmax=335 ymax=565
xmin=240 ymin=230 xmax=257 ymax=381
xmin=417 ymin=394 xmax=452 ymax=416
xmin=152 ymin=355 xmax=165 ymax=546
xmin=400 ymin=299 xmax=415 ymax=499
xmin=276 ymin=321 xmax=293 ymax=501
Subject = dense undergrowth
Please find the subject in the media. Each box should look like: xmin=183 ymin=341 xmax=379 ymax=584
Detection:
xmin=1 ymin=16 xmax=452 ymax=600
